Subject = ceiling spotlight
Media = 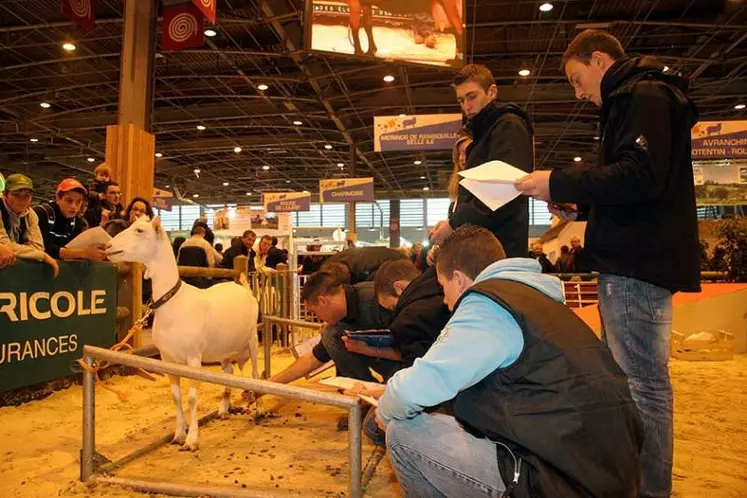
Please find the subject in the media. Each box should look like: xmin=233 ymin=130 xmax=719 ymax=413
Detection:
xmin=29 ymin=138 xmax=39 ymax=142
xmin=62 ymin=42 xmax=76 ymax=52
xmin=155 ymin=152 xmax=163 ymax=158
xmin=323 ymin=144 xmax=333 ymax=150
xmin=192 ymin=193 xmax=200 ymax=198
xmin=246 ymin=192 xmax=252 ymax=196
xmin=293 ymin=120 xmax=303 ymax=126
xmin=40 ymin=102 xmax=51 ymax=109
xmin=399 ymin=113 xmax=407 ymax=117
xmin=233 ymin=146 xmax=242 ymax=153
xmin=194 ymin=168 xmax=201 ymax=174
xmin=518 ymin=69 xmax=531 ymax=77
xmin=420 ymin=176 xmax=426 ymax=179
xmin=87 ymin=157 xmax=95 ymax=163
xmin=196 ymin=124 xmax=206 ymax=131
xmin=262 ymin=165 xmax=270 ymax=171
xmin=165 ymin=185 xmax=170 ymax=188
xmin=303 ymin=190 xmax=309 ymax=194
xmin=423 ymin=186 xmax=430 ymax=191
xmin=663 ymin=65 xmax=670 ymax=72
xmin=593 ymin=136 xmax=600 ymax=140
xmin=337 ymin=162 xmax=344 ymax=167
xmin=223 ymin=182 xmax=229 ymax=186
xmin=735 ymin=104 xmax=746 ymax=110
xmin=383 ymin=75 xmax=395 ymax=83
xmin=285 ymin=180 xmax=291 ymax=183
xmin=414 ymin=160 xmax=422 ymax=165
xmin=539 ymin=3 xmax=553 ymax=12
xmin=257 ymin=84 xmax=269 ymax=91
xmin=573 ymin=156 xmax=583 ymax=162
xmin=204 ymin=29 xmax=217 ymax=37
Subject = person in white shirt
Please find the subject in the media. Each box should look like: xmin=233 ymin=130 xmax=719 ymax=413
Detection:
xmin=178 ymin=225 xmax=217 ymax=267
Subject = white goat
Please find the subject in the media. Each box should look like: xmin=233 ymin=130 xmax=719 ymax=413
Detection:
xmin=106 ymin=217 xmax=260 ymax=451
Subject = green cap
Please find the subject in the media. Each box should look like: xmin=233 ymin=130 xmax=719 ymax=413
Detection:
xmin=4 ymin=174 xmax=34 ymax=193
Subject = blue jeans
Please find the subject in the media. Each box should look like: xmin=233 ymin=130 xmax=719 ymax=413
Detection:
xmin=598 ymin=274 xmax=673 ymax=497
xmin=386 ymin=413 xmax=506 ymax=498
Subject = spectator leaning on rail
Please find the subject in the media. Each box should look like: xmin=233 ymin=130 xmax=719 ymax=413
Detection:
xmin=514 ymin=29 xmax=701 ymax=497
xmin=220 ymin=229 xmax=256 ymax=272
xmin=375 ymin=225 xmax=643 ymax=498
xmin=323 ymin=245 xmax=407 ymax=284
xmin=0 ymin=174 xmax=59 ymax=275
xmin=35 ymin=178 xmax=107 ymax=262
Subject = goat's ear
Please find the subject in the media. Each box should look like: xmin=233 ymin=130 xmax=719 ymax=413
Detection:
xmin=151 ymin=216 xmax=163 ymax=235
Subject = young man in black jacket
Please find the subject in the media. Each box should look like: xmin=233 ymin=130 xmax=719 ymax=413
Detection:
xmin=516 ymin=30 xmax=700 ymax=497
xmin=430 ymin=64 xmax=534 ymax=258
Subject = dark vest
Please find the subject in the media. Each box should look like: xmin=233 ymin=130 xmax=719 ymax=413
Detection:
xmin=0 ymin=200 xmax=28 ymax=244
xmin=452 ymin=279 xmax=643 ymax=497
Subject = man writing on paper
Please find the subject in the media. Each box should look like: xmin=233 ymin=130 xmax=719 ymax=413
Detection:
xmin=514 ymin=30 xmax=700 ymax=496
xmin=430 ymin=64 xmax=534 ymax=258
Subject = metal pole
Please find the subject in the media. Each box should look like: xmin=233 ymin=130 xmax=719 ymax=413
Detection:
xmin=81 ymin=355 xmax=95 ymax=481
xmin=262 ymin=316 xmax=323 ymax=329
xmin=348 ymin=403 xmax=363 ymax=498
xmin=263 ymin=319 xmax=272 ymax=379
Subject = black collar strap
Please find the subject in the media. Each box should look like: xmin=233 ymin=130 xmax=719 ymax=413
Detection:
xmin=150 ymin=280 xmax=182 ymax=310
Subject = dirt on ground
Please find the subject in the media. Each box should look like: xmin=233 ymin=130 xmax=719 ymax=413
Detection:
xmin=0 ymin=350 xmax=745 ymax=497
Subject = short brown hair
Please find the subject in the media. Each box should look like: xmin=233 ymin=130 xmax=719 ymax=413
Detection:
xmin=319 ymin=260 xmax=351 ymax=285
xmin=301 ymin=269 xmax=346 ymax=303
xmin=452 ymin=64 xmax=495 ymax=92
xmin=242 ymin=230 xmax=256 ymax=239
xmin=94 ymin=163 xmax=111 ymax=176
xmin=375 ymin=259 xmax=421 ymax=298
xmin=561 ymin=29 xmax=625 ymax=72
xmin=436 ymin=225 xmax=506 ymax=280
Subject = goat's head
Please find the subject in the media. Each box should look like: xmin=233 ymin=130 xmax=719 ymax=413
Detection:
xmin=106 ymin=216 xmax=166 ymax=263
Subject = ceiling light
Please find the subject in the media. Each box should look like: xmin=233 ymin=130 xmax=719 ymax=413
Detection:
xmin=246 ymin=192 xmax=252 ymax=196
xmin=165 ymin=185 xmax=170 ymax=188
xmin=399 ymin=113 xmax=407 ymax=117
xmin=62 ymin=42 xmax=76 ymax=52
xmin=257 ymin=84 xmax=269 ymax=91
xmin=233 ymin=146 xmax=242 ymax=153
xmin=337 ymin=162 xmax=344 ymax=167
xmin=293 ymin=120 xmax=303 ymax=126
xmin=204 ymin=29 xmax=217 ymax=37
xmin=383 ymin=75 xmax=395 ymax=83
xmin=87 ymin=157 xmax=95 ymax=163
xmin=663 ymin=65 xmax=670 ymax=72
xmin=303 ymin=190 xmax=309 ymax=194
xmin=423 ymin=186 xmax=430 ymax=191
xmin=262 ymin=165 xmax=270 ymax=171
xmin=539 ymin=3 xmax=553 ymax=12
xmin=192 ymin=193 xmax=199 ymax=198
xmin=40 ymin=102 xmax=51 ymax=109
xmin=414 ymin=160 xmax=422 ymax=165
xmin=420 ymin=176 xmax=426 ymax=179
xmin=196 ymin=124 xmax=206 ymax=131
xmin=286 ymin=180 xmax=291 ymax=183
xmin=593 ymin=136 xmax=600 ymax=140
xmin=194 ymin=168 xmax=201 ymax=174
xmin=155 ymin=152 xmax=163 ymax=158
xmin=324 ymin=144 xmax=333 ymax=150
xmin=518 ymin=69 xmax=531 ymax=77
xmin=223 ymin=182 xmax=229 ymax=186
xmin=735 ymin=104 xmax=746 ymax=110
xmin=29 ymin=138 xmax=39 ymax=142
xmin=573 ymin=156 xmax=582 ymax=162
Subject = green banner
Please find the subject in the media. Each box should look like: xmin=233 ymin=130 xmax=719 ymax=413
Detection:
xmin=0 ymin=260 xmax=117 ymax=392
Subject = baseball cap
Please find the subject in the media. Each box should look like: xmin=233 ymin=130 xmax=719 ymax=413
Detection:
xmin=56 ymin=178 xmax=88 ymax=196
xmin=5 ymin=174 xmax=34 ymax=192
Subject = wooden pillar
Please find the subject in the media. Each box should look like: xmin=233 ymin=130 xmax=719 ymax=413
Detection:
xmin=389 ymin=199 xmax=400 ymax=248
xmin=346 ymin=143 xmax=357 ymax=239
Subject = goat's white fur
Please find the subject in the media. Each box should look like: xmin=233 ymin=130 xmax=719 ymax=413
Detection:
xmin=107 ymin=217 xmax=260 ymax=451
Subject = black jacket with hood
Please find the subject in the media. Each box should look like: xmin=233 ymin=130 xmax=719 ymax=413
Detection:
xmin=550 ymin=56 xmax=701 ymax=292
xmin=389 ymin=267 xmax=451 ymax=365
xmin=450 ymin=102 xmax=534 ymax=258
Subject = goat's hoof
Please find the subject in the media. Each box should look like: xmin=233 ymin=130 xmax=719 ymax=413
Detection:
xmin=181 ymin=440 xmax=199 ymax=452
xmin=171 ymin=433 xmax=186 ymax=445
xmin=218 ymin=408 xmax=231 ymax=419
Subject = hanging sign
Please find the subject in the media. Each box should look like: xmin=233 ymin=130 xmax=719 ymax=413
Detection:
xmin=692 ymin=120 xmax=747 ymax=160
xmin=264 ymin=192 xmax=312 ymax=212
xmin=374 ymin=114 xmax=463 ymax=152
xmin=162 ymin=3 xmax=204 ymax=51
xmin=692 ymin=160 xmax=747 ymax=206
xmin=319 ymin=178 xmax=374 ymax=203
xmin=192 ymin=0 xmax=217 ymax=24
xmin=62 ymin=0 xmax=96 ymax=31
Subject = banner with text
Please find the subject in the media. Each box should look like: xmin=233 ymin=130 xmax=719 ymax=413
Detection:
xmin=692 ymin=120 xmax=747 ymax=160
xmin=264 ymin=192 xmax=312 ymax=212
xmin=692 ymin=160 xmax=747 ymax=206
xmin=374 ymin=114 xmax=463 ymax=152
xmin=320 ymin=178 xmax=374 ymax=203
xmin=0 ymin=261 xmax=117 ymax=392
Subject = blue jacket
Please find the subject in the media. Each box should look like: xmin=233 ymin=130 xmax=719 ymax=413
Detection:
xmin=378 ymin=258 xmax=565 ymax=424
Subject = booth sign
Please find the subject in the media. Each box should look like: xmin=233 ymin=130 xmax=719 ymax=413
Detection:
xmin=319 ymin=178 xmax=374 ymax=203
xmin=374 ymin=114 xmax=463 ymax=152
xmin=264 ymin=192 xmax=312 ymax=212
xmin=0 ymin=261 xmax=117 ymax=392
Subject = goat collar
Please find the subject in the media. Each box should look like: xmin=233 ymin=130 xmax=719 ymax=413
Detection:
xmin=150 ymin=280 xmax=182 ymax=310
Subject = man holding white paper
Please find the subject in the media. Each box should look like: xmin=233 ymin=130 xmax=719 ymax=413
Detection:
xmin=430 ymin=64 xmax=534 ymax=258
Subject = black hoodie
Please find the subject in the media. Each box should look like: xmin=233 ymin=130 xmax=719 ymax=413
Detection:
xmin=550 ymin=56 xmax=701 ymax=292
xmin=450 ymin=102 xmax=534 ymax=258
xmin=389 ymin=267 xmax=451 ymax=365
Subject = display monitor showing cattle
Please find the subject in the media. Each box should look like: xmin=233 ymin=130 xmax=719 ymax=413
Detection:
xmin=305 ymin=0 xmax=465 ymax=67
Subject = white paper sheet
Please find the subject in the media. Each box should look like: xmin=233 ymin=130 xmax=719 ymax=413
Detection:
xmin=291 ymin=335 xmax=334 ymax=379
xmin=458 ymin=160 xmax=526 ymax=211
xmin=64 ymin=226 xmax=111 ymax=250
xmin=319 ymin=377 xmax=381 ymax=406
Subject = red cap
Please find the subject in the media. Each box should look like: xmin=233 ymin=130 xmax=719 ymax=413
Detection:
xmin=56 ymin=178 xmax=88 ymax=196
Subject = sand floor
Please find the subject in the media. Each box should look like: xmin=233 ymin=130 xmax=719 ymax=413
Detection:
xmin=0 ymin=349 xmax=745 ymax=497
